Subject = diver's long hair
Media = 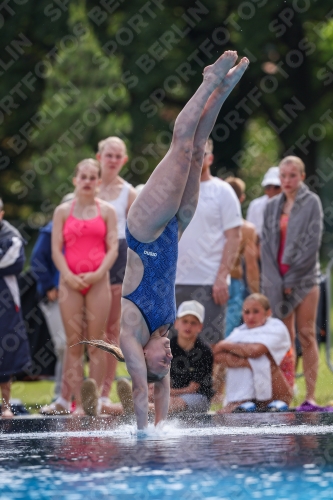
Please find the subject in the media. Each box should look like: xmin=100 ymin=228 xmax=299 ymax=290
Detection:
xmin=75 ymin=340 xmax=125 ymax=362
xmin=75 ymin=340 xmax=166 ymax=382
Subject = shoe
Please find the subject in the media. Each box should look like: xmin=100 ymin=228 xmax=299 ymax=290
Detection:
xmin=81 ymin=378 xmax=99 ymax=417
xmin=117 ymin=379 xmax=134 ymax=414
xmin=267 ymin=400 xmax=289 ymax=412
xmin=296 ymin=400 xmax=333 ymax=412
xmin=232 ymin=401 xmax=256 ymax=413
xmin=40 ymin=401 xmax=70 ymax=416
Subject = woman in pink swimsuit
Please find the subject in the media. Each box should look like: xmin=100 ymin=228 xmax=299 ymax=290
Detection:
xmin=41 ymin=159 xmax=118 ymax=416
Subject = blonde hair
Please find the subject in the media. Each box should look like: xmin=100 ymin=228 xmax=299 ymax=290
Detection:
xmin=77 ymin=340 xmax=125 ymax=362
xmin=76 ymin=340 xmax=165 ymax=383
xmin=243 ymin=293 xmax=270 ymax=311
xmin=98 ymin=136 xmax=127 ymax=155
xmin=225 ymin=176 xmax=245 ymax=200
xmin=279 ymin=155 xmax=305 ymax=174
xmin=74 ymin=158 xmax=101 ymax=177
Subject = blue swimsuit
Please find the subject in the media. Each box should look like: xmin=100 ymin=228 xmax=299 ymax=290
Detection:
xmin=123 ymin=216 xmax=178 ymax=335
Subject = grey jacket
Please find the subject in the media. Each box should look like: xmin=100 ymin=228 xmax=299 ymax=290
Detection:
xmin=261 ymin=183 xmax=323 ymax=319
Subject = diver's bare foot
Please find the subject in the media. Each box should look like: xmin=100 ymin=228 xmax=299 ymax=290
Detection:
xmin=203 ymin=50 xmax=238 ymax=86
xmin=217 ymin=57 xmax=249 ymax=96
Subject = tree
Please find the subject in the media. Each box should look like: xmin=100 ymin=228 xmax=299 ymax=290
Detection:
xmin=28 ymin=2 xmax=131 ymax=223
xmin=0 ymin=0 xmax=70 ymax=220
xmin=85 ymin=0 xmax=333 ymax=186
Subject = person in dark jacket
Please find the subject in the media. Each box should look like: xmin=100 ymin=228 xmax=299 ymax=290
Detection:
xmin=0 ymin=198 xmax=31 ymax=417
xmin=30 ymin=194 xmax=73 ymax=400
xmin=169 ymin=301 xmax=213 ymax=413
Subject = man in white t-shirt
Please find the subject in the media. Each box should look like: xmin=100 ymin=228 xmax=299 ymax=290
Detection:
xmin=175 ymin=139 xmax=242 ymax=345
xmin=246 ymin=166 xmax=281 ymax=239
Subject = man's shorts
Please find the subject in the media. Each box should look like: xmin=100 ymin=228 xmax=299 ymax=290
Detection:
xmin=180 ymin=393 xmax=210 ymax=413
xmin=175 ymin=284 xmax=226 ymax=344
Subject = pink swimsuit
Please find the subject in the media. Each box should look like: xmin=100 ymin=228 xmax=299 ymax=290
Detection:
xmin=63 ymin=200 xmax=107 ymax=295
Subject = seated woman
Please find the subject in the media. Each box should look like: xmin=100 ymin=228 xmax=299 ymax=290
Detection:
xmin=214 ymin=293 xmax=293 ymax=412
xmin=82 ymin=51 xmax=249 ymax=429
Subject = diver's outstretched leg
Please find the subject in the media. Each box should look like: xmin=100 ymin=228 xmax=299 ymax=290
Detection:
xmin=128 ymin=51 xmax=241 ymax=242
xmin=177 ymin=57 xmax=249 ymax=233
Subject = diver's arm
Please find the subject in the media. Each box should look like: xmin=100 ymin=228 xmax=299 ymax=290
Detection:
xmin=120 ymin=334 xmax=149 ymax=430
xmin=154 ymin=372 xmax=170 ymax=425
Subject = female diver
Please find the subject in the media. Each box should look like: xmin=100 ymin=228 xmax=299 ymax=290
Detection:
xmin=82 ymin=51 xmax=249 ymax=429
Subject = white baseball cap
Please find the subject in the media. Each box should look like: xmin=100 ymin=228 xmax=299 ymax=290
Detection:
xmin=261 ymin=166 xmax=281 ymax=187
xmin=177 ymin=300 xmax=205 ymax=323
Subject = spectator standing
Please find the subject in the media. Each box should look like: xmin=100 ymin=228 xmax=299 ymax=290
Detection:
xmin=0 ymin=199 xmax=31 ymax=417
xmin=224 ymin=177 xmax=260 ymax=336
xmin=41 ymin=159 xmax=118 ymax=416
xmin=175 ymin=139 xmax=242 ymax=345
xmin=261 ymin=156 xmax=323 ymax=409
xmin=169 ymin=301 xmax=213 ymax=413
xmin=96 ymin=137 xmax=137 ymax=412
xmin=246 ymin=166 xmax=281 ymax=240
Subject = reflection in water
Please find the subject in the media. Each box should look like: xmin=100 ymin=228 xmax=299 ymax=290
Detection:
xmin=1 ymin=417 xmax=333 ymax=499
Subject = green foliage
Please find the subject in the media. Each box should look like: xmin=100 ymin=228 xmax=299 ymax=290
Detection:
xmin=28 ymin=2 xmax=131 ymax=217
xmin=236 ymin=117 xmax=281 ymax=213
xmin=0 ymin=0 xmax=70 ymax=219
xmin=2 ymin=0 xmax=333 ymax=229
xmin=85 ymin=0 xmax=333 ymax=183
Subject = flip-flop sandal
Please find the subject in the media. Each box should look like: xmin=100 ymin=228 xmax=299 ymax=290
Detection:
xmin=296 ymin=401 xmax=333 ymax=412
xmin=267 ymin=400 xmax=289 ymax=412
xmin=232 ymin=401 xmax=257 ymax=413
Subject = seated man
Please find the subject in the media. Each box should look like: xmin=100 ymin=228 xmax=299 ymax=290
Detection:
xmin=169 ymin=301 xmax=214 ymax=413
xmin=214 ymin=293 xmax=293 ymax=412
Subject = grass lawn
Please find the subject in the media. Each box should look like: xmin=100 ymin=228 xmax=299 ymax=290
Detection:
xmin=10 ymin=344 xmax=333 ymax=413
xmin=11 ymin=362 xmax=130 ymax=413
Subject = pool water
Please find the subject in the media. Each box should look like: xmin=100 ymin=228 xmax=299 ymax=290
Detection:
xmin=1 ymin=413 xmax=333 ymax=499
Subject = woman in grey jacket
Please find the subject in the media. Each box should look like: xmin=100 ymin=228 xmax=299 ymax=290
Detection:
xmin=261 ymin=156 xmax=323 ymax=409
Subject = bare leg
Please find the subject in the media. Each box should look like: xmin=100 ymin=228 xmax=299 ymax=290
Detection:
xmin=281 ymin=311 xmax=296 ymax=372
xmin=101 ymin=284 xmax=121 ymax=399
xmin=271 ymin=359 xmax=293 ymax=405
xmin=212 ymin=364 xmax=226 ymax=403
xmin=128 ymin=51 xmax=249 ymax=242
xmin=59 ymin=283 xmax=85 ymax=405
xmin=177 ymin=59 xmax=250 ymax=233
xmin=295 ymin=286 xmax=319 ymax=403
xmin=1 ymin=382 xmax=14 ymax=418
xmin=85 ymin=277 xmax=110 ymax=394
xmin=282 ymin=311 xmax=296 ymax=344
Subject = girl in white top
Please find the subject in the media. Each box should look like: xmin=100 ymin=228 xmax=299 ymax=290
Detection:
xmin=97 ymin=137 xmax=137 ymax=410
